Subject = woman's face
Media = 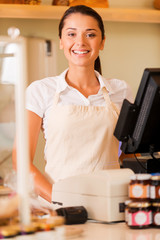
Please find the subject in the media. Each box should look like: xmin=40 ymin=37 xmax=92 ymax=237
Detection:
xmin=60 ymin=13 xmax=105 ymax=69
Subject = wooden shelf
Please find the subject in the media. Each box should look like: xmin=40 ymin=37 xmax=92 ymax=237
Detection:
xmin=0 ymin=4 xmax=160 ymax=23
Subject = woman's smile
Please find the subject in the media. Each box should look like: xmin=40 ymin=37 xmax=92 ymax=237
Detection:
xmin=72 ymin=50 xmax=90 ymax=55
xmin=72 ymin=49 xmax=90 ymax=56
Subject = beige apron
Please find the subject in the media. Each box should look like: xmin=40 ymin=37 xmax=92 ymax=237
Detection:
xmin=45 ymin=87 xmax=120 ymax=183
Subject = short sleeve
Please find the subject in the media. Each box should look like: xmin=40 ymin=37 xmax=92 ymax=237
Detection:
xmin=124 ymin=82 xmax=134 ymax=103
xmin=108 ymin=79 xmax=134 ymax=111
xmin=25 ymin=81 xmax=45 ymax=118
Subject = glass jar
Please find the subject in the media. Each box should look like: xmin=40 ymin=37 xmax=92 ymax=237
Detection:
xmin=152 ymin=202 xmax=160 ymax=227
xmin=127 ymin=201 xmax=152 ymax=229
xmin=129 ymin=174 xmax=151 ymax=200
xmin=150 ymin=175 xmax=160 ymax=200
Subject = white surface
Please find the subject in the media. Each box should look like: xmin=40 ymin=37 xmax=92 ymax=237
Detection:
xmin=72 ymin=222 xmax=160 ymax=240
xmin=52 ymin=169 xmax=134 ymax=222
xmin=53 ymin=169 xmax=134 ymax=197
xmin=8 ymin=222 xmax=160 ymax=240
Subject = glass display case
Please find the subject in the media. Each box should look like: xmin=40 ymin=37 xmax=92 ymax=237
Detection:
xmin=0 ymin=38 xmax=17 ymax=179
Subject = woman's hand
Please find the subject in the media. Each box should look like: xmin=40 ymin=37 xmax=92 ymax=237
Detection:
xmin=12 ymin=110 xmax=52 ymax=203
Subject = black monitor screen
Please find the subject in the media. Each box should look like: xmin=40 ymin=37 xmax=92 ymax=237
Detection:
xmin=114 ymin=68 xmax=160 ymax=154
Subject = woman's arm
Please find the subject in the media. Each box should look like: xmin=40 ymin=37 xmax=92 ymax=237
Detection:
xmin=12 ymin=110 xmax=52 ymax=202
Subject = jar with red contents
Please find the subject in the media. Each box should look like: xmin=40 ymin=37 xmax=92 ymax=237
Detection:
xmin=129 ymin=174 xmax=151 ymax=200
xmin=152 ymin=202 xmax=160 ymax=227
xmin=127 ymin=202 xmax=152 ymax=229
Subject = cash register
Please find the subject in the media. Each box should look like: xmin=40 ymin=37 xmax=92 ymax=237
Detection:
xmin=114 ymin=68 xmax=160 ymax=173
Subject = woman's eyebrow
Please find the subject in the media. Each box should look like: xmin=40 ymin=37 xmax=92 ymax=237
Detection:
xmin=86 ymin=29 xmax=97 ymax=31
xmin=66 ymin=28 xmax=97 ymax=31
xmin=66 ymin=28 xmax=76 ymax=30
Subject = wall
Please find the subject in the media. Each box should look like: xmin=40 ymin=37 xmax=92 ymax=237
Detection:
xmin=101 ymin=21 xmax=160 ymax=95
xmin=0 ymin=17 xmax=159 ymax=96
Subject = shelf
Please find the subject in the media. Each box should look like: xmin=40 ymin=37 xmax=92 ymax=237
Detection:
xmin=0 ymin=53 xmax=14 ymax=58
xmin=0 ymin=4 xmax=160 ymax=23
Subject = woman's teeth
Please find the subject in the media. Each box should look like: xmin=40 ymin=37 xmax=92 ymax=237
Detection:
xmin=73 ymin=50 xmax=89 ymax=55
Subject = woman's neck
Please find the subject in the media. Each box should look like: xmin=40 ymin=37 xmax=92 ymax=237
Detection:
xmin=66 ymin=66 xmax=100 ymax=98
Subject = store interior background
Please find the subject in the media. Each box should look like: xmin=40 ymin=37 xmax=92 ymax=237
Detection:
xmin=0 ymin=0 xmax=159 ymax=174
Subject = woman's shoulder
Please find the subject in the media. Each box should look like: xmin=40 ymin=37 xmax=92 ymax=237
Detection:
xmin=100 ymin=75 xmax=134 ymax=110
xmin=104 ymin=77 xmax=133 ymax=99
xmin=103 ymin=77 xmax=129 ymax=92
xmin=27 ymin=69 xmax=68 ymax=94
xmin=26 ymin=75 xmax=63 ymax=117
xmin=96 ymin=71 xmax=130 ymax=93
xmin=27 ymin=75 xmax=59 ymax=92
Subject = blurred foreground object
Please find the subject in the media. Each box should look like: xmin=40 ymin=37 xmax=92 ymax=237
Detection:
xmin=154 ymin=0 xmax=160 ymax=9
xmin=0 ymin=195 xmax=19 ymax=220
xmin=69 ymin=0 xmax=109 ymax=8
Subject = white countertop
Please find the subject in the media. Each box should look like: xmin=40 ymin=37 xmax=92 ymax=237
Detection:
xmin=70 ymin=221 xmax=160 ymax=240
xmin=3 ymin=221 xmax=160 ymax=240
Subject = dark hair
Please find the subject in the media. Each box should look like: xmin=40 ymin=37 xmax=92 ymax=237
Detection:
xmin=59 ymin=5 xmax=105 ymax=74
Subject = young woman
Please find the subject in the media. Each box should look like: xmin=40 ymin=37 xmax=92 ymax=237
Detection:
xmin=12 ymin=5 xmax=132 ymax=203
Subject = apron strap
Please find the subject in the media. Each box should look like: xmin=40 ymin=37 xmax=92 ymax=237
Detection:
xmin=102 ymin=87 xmax=120 ymax=115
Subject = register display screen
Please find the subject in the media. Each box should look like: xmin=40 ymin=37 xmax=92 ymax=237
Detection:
xmin=114 ymin=68 xmax=160 ymax=154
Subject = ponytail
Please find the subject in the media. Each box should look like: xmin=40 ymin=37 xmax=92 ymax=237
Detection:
xmin=94 ymin=56 xmax=102 ymax=75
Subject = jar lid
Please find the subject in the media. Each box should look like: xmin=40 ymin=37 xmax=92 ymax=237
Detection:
xmin=152 ymin=202 xmax=160 ymax=207
xmin=128 ymin=202 xmax=151 ymax=208
xmin=136 ymin=174 xmax=151 ymax=180
xmin=130 ymin=175 xmax=136 ymax=180
xmin=125 ymin=200 xmax=132 ymax=205
xmin=151 ymin=175 xmax=160 ymax=181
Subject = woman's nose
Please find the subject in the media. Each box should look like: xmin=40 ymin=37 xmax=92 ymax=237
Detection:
xmin=75 ymin=34 xmax=86 ymax=46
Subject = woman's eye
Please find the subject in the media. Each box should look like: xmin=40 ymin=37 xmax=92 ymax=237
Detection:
xmin=68 ymin=33 xmax=76 ymax=37
xmin=86 ymin=33 xmax=96 ymax=38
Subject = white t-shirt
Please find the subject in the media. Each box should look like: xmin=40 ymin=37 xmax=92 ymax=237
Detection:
xmin=26 ymin=69 xmax=133 ymax=157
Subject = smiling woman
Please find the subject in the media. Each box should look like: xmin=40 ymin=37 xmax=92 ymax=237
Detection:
xmin=59 ymin=5 xmax=105 ymax=75
xmin=59 ymin=13 xmax=105 ymax=81
xmin=12 ymin=5 xmax=133 ymax=204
